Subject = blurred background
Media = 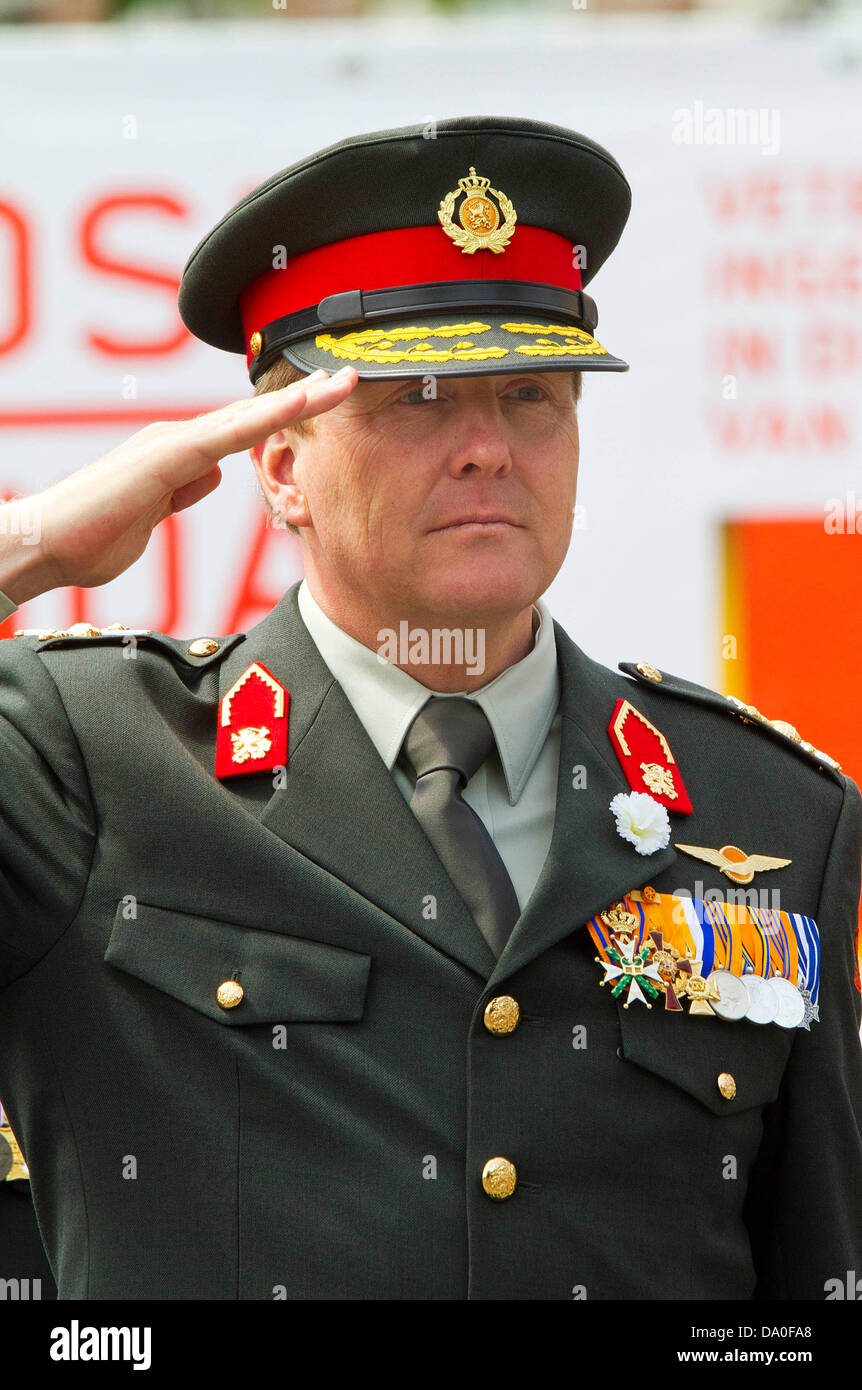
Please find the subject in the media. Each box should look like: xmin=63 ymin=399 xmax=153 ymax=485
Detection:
xmin=1 ymin=0 xmax=861 ymax=1298
xmin=3 ymin=0 xmax=862 ymax=18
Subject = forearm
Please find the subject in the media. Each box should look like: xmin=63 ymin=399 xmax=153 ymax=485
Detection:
xmin=0 ymin=501 xmax=52 ymax=606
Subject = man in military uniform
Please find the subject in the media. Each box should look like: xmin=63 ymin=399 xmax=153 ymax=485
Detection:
xmin=0 ymin=116 xmax=860 ymax=1300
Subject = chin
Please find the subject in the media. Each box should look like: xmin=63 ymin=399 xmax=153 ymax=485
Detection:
xmin=414 ymin=568 xmax=540 ymax=621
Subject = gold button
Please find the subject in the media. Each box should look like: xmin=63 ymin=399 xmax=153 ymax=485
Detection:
xmin=249 ymin=330 xmax=263 ymax=358
xmin=483 ymin=996 xmax=520 ymax=1035
xmin=187 ymin=638 xmax=220 ymax=657
xmin=717 ymin=1072 xmax=736 ymax=1100
xmin=642 ymin=885 xmax=658 ymax=903
xmin=216 ymin=980 xmax=244 ymax=1009
xmin=481 ymin=1156 xmax=514 ymax=1200
xmin=481 ymin=1157 xmax=517 ymax=1200
xmin=636 ymin=662 xmax=662 ymax=682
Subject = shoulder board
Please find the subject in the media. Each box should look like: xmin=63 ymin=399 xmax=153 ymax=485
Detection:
xmin=619 ymin=660 xmax=844 ymax=784
xmin=12 ymin=622 xmax=245 ymax=669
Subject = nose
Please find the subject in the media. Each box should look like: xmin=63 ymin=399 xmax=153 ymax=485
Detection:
xmin=446 ymin=397 xmax=514 ymax=479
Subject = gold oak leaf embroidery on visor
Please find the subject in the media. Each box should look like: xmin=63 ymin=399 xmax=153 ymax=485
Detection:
xmin=314 ymin=322 xmax=508 ymax=364
xmin=501 ymin=321 xmax=610 ymax=358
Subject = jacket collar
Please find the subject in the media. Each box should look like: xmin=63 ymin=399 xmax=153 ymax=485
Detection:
xmin=218 ymin=582 xmax=678 ymax=983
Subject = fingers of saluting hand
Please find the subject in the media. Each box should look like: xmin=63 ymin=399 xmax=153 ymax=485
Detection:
xmin=187 ymin=366 xmax=359 ymax=466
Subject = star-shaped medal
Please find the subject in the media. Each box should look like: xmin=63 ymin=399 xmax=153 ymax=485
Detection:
xmin=798 ymin=988 xmax=820 ymax=1031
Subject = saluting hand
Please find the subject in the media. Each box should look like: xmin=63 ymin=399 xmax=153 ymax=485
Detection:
xmin=0 ymin=367 xmax=358 ymax=604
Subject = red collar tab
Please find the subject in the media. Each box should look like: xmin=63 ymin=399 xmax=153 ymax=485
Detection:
xmin=607 ymin=698 xmax=693 ymax=814
xmin=216 ymin=662 xmax=289 ymax=780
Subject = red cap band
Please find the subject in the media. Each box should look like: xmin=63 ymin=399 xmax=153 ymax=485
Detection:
xmin=239 ymin=224 xmax=582 ymax=368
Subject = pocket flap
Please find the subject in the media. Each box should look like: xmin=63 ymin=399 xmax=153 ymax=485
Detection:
xmin=616 ymin=1001 xmax=795 ymax=1116
xmin=105 ymin=901 xmax=371 ymax=1026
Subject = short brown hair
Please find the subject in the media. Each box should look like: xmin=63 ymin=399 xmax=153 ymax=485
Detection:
xmin=252 ymin=355 xmax=582 ymax=537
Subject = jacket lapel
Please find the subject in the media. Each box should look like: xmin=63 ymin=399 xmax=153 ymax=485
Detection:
xmin=217 ymin=584 xmax=678 ymax=983
xmin=487 ymin=622 xmax=679 ymax=986
xmin=217 ymin=583 xmax=496 ymax=978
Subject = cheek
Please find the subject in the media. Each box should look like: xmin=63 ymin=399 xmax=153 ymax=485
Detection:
xmin=521 ymin=422 xmax=578 ymax=495
xmin=302 ymin=431 xmax=410 ymax=546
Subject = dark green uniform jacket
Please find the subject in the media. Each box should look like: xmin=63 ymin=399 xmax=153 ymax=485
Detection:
xmin=0 ymin=580 xmax=860 ymax=1299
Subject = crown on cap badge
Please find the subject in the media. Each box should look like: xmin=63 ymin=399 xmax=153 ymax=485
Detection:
xmin=438 ymin=166 xmax=517 ymax=255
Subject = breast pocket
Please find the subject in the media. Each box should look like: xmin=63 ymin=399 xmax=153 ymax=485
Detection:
xmin=104 ymin=900 xmax=371 ymax=1027
xmin=616 ymin=1000 xmax=797 ymax=1117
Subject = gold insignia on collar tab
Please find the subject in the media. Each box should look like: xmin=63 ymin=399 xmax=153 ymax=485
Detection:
xmin=438 ymin=167 xmax=517 ymax=255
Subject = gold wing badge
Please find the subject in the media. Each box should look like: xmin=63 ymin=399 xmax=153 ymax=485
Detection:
xmin=673 ymin=843 xmax=791 ymax=885
xmin=438 ymin=167 xmax=517 ymax=255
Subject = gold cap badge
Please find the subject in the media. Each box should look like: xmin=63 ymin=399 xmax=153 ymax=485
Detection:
xmin=438 ymin=167 xmax=517 ymax=255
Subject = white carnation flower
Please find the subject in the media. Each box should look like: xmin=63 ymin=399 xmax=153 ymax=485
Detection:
xmin=609 ymin=791 xmax=671 ymax=855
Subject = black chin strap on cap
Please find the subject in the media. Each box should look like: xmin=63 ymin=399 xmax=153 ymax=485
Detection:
xmin=248 ymin=279 xmax=598 ymax=383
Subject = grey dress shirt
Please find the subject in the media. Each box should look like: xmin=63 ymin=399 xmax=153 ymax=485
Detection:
xmin=296 ymin=579 xmax=562 ymax=911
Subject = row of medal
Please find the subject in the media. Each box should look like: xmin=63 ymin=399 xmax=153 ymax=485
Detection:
xmin=594 ymin=917 xmax=818 ymax=1030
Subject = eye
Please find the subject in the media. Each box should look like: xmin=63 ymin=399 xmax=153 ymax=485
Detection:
xmin=398 ymin=386 xmax=433 ymax=405
xmin=507 ymin=382 xmax=547 ymax=402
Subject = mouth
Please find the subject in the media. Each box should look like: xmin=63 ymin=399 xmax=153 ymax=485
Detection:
xmin=431 ymin=517 xmax=521 ymax=534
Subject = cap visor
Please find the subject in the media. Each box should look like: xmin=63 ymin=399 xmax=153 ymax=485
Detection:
xmin=279 ymin=312 xmax=627 ymax=379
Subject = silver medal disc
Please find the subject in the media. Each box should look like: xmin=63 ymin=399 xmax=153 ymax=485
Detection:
xmin=743 ymin=974 xmax=778 ymax=1025
xmin=768 ymin=976 xmax=806 ymax=1029
xmin=708 ymin=970 xmax=750 ymax=1022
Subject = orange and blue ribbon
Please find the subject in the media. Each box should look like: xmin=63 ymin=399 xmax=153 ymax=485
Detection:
xmin=588 ymin=891 xmax=819 ymax=1003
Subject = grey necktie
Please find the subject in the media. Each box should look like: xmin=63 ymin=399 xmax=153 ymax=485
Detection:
xmin=398 ymin=697 xmax=521 ymax=958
